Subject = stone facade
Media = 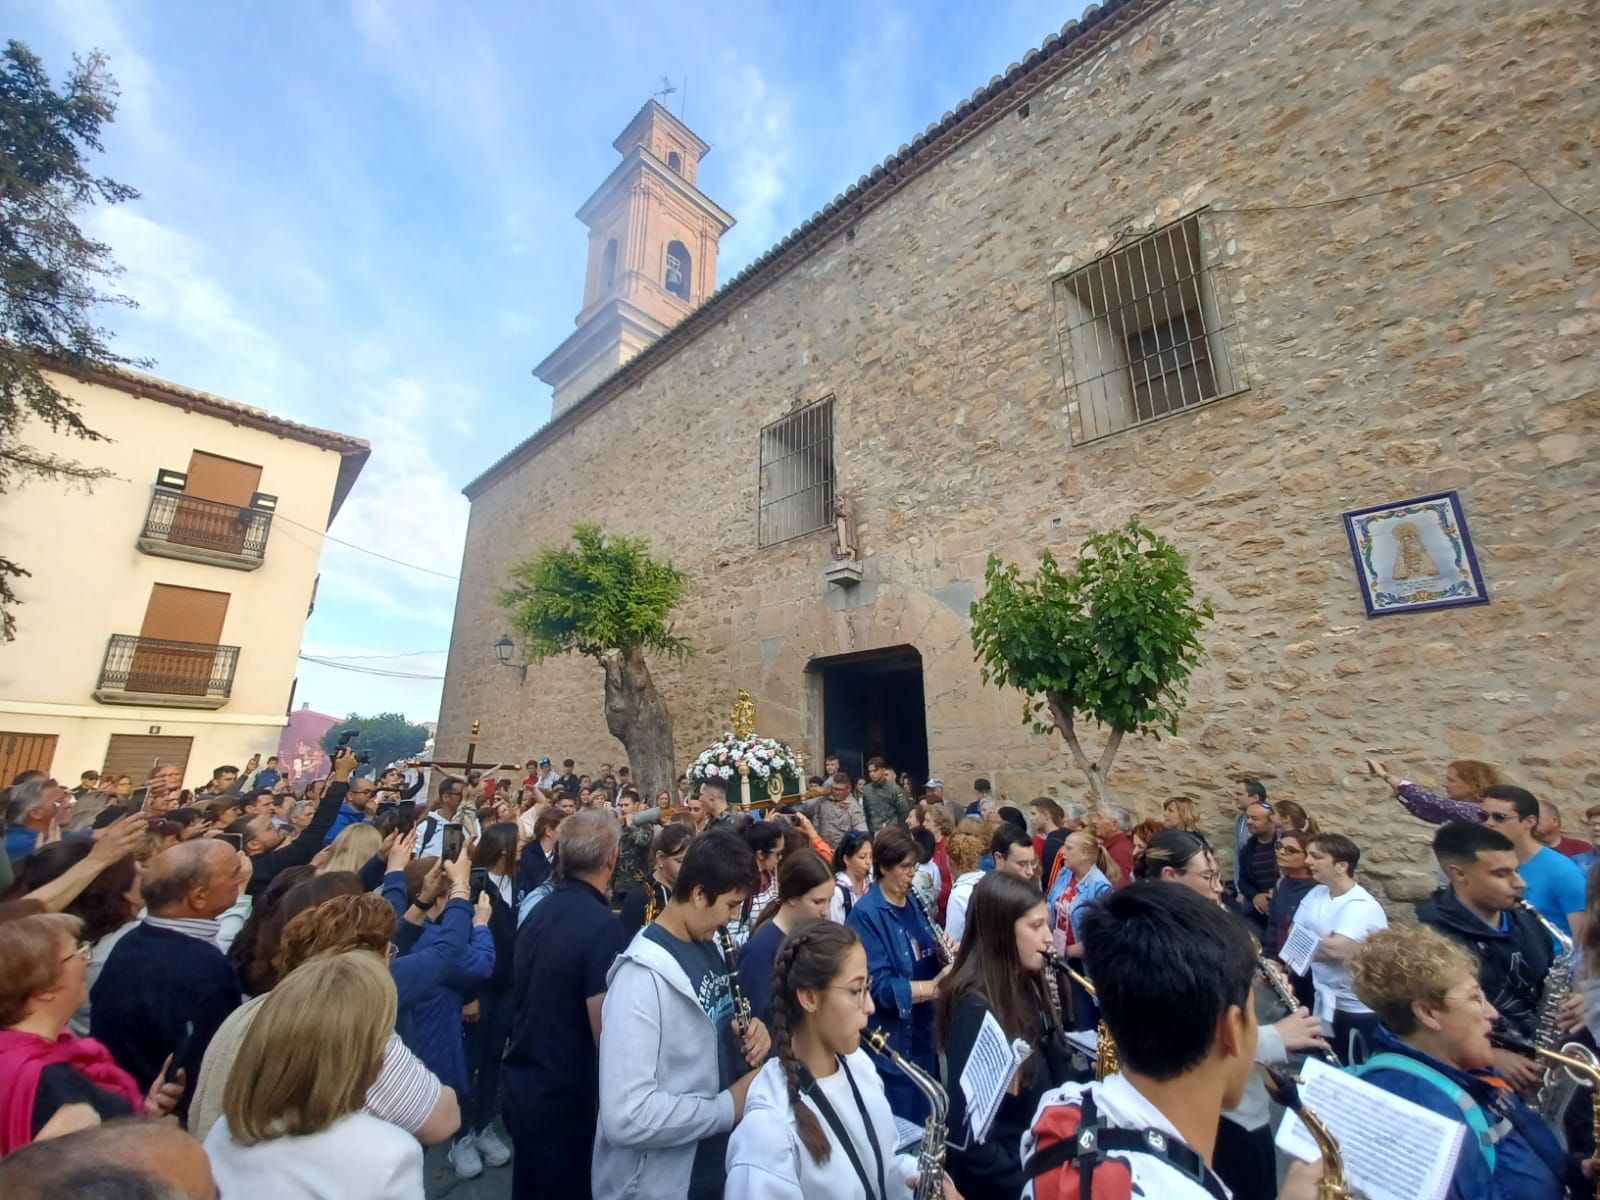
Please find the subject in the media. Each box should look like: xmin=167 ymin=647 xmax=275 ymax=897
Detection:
xmin=442 ymin=0 xmax=1599 ymax=903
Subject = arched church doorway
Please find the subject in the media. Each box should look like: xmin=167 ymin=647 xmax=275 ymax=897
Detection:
xmin=807 ymin=645 xmax=929 ymax=787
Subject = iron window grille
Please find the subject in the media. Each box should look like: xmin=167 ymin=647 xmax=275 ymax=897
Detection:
xmin=758 ymin=396 xmax=835 ymax=547
xmin=1053 ymin=213 xmax=1248 ymax=444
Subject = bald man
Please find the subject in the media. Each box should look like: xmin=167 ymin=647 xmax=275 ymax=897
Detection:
xmin=91 ymin=841 xmax=245 ymax=1122
xmin=0 ymin=1117 xmax=217 ymax=1199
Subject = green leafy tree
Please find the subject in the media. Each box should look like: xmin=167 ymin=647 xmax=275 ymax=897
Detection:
xmin=500 ymin=524 xmax=690 ymax=800
xmin=321 ymin=712 xmax=430 ymax=774
xmin=969 ymin=518 xmax=1213 ymax=806
xmin=1 ymin=41 xmax=144 ymax=639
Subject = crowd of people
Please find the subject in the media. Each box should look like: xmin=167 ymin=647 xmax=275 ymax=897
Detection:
xmin=2 ymin=745 xmax=1599 ymax=1199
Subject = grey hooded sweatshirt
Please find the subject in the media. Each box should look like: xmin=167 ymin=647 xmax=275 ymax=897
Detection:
xmin=592 ymin=928 xmax=739 ymax=1199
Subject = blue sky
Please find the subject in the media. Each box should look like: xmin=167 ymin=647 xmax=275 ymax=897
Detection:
xmin=14 ymin=0 xmax=1075 ymax=722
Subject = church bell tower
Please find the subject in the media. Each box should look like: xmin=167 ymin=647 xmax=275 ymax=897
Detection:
xmin=535 ymin=99 xmax=735 ymax=417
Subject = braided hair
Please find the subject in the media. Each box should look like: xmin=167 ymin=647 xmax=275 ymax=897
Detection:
xmin=769 ymin=920 xmax=861 ymax=1166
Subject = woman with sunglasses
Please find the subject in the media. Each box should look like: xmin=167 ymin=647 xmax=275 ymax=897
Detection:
xmin=0 ymin=913 xmax=183 ymax=1153
xmin=1265 ymin=830 xmax=1317 ymax=1009
xmin=725 ymin=920 xmax=957 ymax=1199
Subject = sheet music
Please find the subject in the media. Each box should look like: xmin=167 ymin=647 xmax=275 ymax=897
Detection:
xmin=959 ymin=1010 xmax=1032 ymax=1143
xmin=893 ymin=1116 xmax=923 ymax=1153
xmin=1064 ymin=1030 xmax=1099 ymax=1057
xmin=1279 ymin=922 xmax=1321 ymax=976
xmin=1274 ymin=1057 xmax=1465 ymax=1200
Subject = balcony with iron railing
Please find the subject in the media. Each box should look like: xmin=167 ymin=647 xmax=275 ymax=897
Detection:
xmin=137 ymin=485 xmax=273 ymax=569
xmin=93 ymin=634 xmax=240 ymax=709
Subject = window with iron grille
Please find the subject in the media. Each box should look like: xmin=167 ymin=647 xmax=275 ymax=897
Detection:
xmin=1054 ymin=214 xmax=1247 ymax=444
xmin=758 ymin=396 xmax=834 ymax=547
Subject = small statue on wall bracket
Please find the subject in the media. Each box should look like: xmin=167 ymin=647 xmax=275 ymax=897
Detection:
xmin=832 ymin=494 xmax=859 ymax=561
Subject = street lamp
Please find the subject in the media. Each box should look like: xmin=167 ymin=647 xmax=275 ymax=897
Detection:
xmin=493 ymin=635 xmax=526 ymax=684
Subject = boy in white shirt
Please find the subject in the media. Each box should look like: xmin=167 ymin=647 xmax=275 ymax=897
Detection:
xmin=1023 ymin=883 xmax=1322 ymax=1200
xmin=1290 ymin=832 xmax=1389 ymax=1062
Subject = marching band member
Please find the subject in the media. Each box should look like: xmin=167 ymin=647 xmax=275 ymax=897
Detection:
xmin=725 ymin=921 xmax=961 ymax=1198
xmin=1021 ymin=884 xmax=1322 ymax=1199
xmin=593 ymin=830 xmax=770 ymax=1200
xmin=1350 ymin=925 xmax=1600 ymax=1199
xmin=617 ymin=823 xmax=691 ymax=941
xmin=937 ymin=872 xmax=1072 ymax=1199
xmin=847 ymin=827 xmax=951 ymax=1123
xmin=739 ymin=849 xmax=836 ymax=1030
xmin=1135 ymin=829 xmax=1326 ymax=1200
xmin=829 ymin=832 xmax=873 ymax=923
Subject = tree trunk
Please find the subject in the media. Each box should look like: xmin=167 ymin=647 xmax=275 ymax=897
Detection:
xmin=600 ymin=647 xmax=676 ymax=802
xmin=1045 ymin=690 xmax=1122 ymax=809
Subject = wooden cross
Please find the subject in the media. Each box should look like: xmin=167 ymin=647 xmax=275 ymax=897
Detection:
xmin=418 ymin=721 xmax=513 ymax=778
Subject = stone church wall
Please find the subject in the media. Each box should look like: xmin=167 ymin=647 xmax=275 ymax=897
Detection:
xmin=441 ymin=0 xmax=1598 ymax=900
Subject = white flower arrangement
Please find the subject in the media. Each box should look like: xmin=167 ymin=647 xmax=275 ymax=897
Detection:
xmin=688 ymin=732 xmax=805 ymax=785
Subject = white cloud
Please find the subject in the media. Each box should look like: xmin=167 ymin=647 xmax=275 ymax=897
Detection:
xmin=708 ymin=62 xmax=797 ymax=267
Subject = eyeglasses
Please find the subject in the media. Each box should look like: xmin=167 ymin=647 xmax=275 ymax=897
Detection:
xmin=61 ymin=941 xmax=92 ymax=965
xmin=1275 ymin=844 xmax=1305 ymax=855
xmin=1441 ymin=986 xmax=1491 ymax=1010
xmin=1183 ymin=867 xmax=1221 ymax=884
xmin=828 ymin=984 xmax=872 ymax=1009
xmin=1482 ymin=811 xmax=1514 ymax=824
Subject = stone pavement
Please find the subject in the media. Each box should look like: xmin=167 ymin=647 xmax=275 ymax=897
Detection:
xmin=423 ymin=1140 xmax=513 ymax=1200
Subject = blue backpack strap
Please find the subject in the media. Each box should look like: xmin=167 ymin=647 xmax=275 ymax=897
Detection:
xmin=1354 ymin=1052 xmax=1497 ymax=1172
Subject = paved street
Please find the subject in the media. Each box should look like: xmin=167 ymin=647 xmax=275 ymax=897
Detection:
xmin=423 ymin=1140 xmax=512 ymax=1200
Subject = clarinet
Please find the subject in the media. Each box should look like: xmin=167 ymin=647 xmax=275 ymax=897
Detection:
xmin=912 ymin=880 xmax=955 ymax=966
xmin=1043 ymin=948 xmax=1119 ymax=1080
xmin=716 ymin=925 xmax=752 ymax=1037
xmin=863 ymin=1028 xmax=947 ymax=1200
xmin=1257 ymin=953 xmax=1342 ymax=1067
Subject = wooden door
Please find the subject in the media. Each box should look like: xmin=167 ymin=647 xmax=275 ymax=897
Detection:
xmin=0 ymin=732 xmax=58 ymax=786
xmin=170 ymin=450 xmax=262 ymax=554
xmin=127 ymin=585 xmax=230 ymax=695
xmin=102 ymin=734 xmax=193 ymax=786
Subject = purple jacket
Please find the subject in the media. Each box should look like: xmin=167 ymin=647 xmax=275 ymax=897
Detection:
xmin=1396 ymin=782 xmax=1482 ymax=825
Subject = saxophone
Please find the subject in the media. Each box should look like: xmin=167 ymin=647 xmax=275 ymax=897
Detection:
xmin=1492 ymin=1031 xmax=1600 ymax=1198
xmin=1519 ymin=899 xmax=1598 ymax=1134
xmin=643 ymin=877 xmax=663 ymax=925
xmin=1043 ymin=949 xmax=1119 ymax=1080
xmin=863 ymin=1028 xmax=947 ymax=1200
xmin=1257 ymin=1064 xmax=1353 ymax=1200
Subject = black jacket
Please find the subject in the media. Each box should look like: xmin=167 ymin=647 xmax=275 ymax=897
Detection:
xmin=247 ymin=779 xmax=346 ymax=897
xmin=942 ymin=988 xmax=1074 ymax=1200
xmin=1416 ymin=887 xmax=1555 ymax=1041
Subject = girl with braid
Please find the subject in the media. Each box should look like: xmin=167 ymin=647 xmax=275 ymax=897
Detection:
xmin=724 ymin=921 xmax=961 ymax=1198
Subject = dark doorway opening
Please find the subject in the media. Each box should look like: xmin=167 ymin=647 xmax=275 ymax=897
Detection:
xmin=811 ymin=646 xmax=929 ymax=787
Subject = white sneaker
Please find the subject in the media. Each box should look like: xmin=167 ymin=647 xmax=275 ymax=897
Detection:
xmin=448 ymin=1135 xmax=483 ymax=1179
xmin=474 ymin=1126 xmax=512 ymax=1167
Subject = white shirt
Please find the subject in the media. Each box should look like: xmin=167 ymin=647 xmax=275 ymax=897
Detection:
xmin=1291 ymin=882 xmax=1388 ymax=1018
xmin=829 ymin=871 xmax=868 ymax=924
xmin=725 ymin=1051 xmax=916 ymax=1199
xmin=412 ymin=811 xmax=460 ymax=861
xmin=945 ymin=871 xmax=985 ymax=946
xmin=203 ymin=1110 xmax=423 ymax=1199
